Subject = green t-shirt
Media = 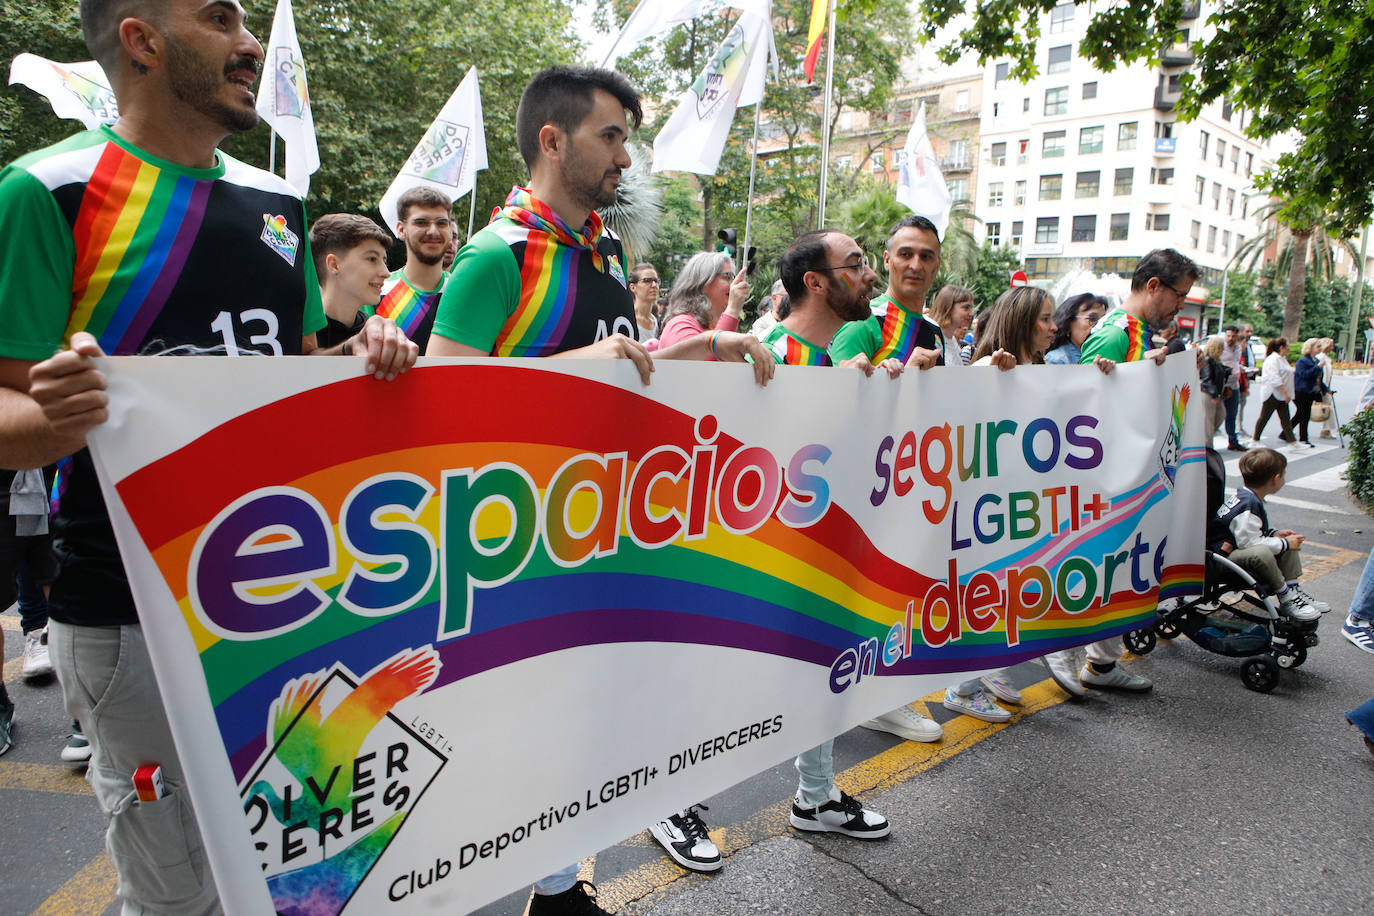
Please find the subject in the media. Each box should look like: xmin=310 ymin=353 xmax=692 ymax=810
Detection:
xmin=432 ymin=188 xmax=636 ymax=356
xmin=761 ymin=323 xmax=833 ymax=366
xmin=830 ymin=293 xmax=942 ymax=364
xmin=1080 ymin=306 xmax=1151 ymax=364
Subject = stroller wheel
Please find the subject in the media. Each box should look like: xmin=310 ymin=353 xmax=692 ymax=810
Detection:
xmin=1241 ymin=655 xmax=1280 ymax=692
xmin=1273 ymin=645 xmax=1308 ymax=669
xmin=1123 ymin=627 xmax=1157 ymax=656
xmin=1155 ymin=619 xmax=1181 ymax=640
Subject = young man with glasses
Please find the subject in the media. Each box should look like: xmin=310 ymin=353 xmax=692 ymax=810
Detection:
xmin=367 ymin=186 xmax=455 ymax=352
xmin=1075 ymin=248 xmax=1200 ymax=693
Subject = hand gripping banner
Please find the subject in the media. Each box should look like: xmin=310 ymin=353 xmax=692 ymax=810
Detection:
xmin=86 ymin=355 xmax=1204 ymax=914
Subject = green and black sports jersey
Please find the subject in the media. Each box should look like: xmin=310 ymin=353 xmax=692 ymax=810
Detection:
xmin=433 ymin=186 xmax=637 ymax=355
xmin=0 ymin=126 xmax=325 ymax=627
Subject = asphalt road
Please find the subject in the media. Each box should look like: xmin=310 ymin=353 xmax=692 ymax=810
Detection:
xmin=3 ymin=377 xmax=1371 ymax=916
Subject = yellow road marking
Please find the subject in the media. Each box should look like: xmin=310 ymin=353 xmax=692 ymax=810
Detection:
xmin=0 ymin=761 xmax=91 ymax=796
xmin=31 ymin=850 xmax=118 ymax=916
xmin=1300 ymin=542 xmax=1364 ymax=581
xmin=594 ymin=681 xmax=1069 ymax=912
xmin=3 ymin=654 xmax=24 ymax=683
xmin=1 ymin=614 xmax=20 ymax=632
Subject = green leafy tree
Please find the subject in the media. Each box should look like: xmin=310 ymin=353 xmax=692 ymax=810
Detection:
xmin=966 ymin=241 xmax=1022 ymax=312
xmin=916 ymin=0 xmax=1374 ymax=235
xmin=3 ymin=0 xmax=580 ymax=245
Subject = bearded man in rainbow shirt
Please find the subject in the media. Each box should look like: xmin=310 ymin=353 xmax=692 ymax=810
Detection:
xmin=1067 ymin=247 xmax=1200 ymax=694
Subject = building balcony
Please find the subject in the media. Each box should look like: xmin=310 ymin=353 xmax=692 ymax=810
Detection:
xmin=1161 ymin=43 xmax=1195 ymax=66
xmin=940 ymin=157 xmax=972 ymax=172
xmin=1155 ymin=85 xmax=1181 ymax=111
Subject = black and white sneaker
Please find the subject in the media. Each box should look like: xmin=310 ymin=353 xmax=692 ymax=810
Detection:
xmin=789 ymin=787 xmax=889 ymax=839
xmin=648 ymin=804 xmax=722 ymax=872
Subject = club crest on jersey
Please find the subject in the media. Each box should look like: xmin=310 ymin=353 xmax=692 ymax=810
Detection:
xmin=608 ymin=254 xmax=626 ymax=287
xmin=261 ymin=213 xmax=299 ymax=266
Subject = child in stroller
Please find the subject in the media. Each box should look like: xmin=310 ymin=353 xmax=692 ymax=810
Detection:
xmin=1126 ymin=447 xmax=1322 ymax=692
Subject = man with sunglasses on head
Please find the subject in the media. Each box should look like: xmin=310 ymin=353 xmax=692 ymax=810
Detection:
xmin=1074 ymin=248 xmax=1200 ymax=694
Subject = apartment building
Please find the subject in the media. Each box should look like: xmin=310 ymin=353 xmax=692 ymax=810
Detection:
xmin=972 ymin=1 xmax=1273 ymax=331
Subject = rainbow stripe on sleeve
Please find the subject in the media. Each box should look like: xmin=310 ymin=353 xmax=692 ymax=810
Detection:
xmin=66 ymin=142 xmax=213 ymax=353
xmin=487 ymin=222 xmax=577 ymax=356
xmin=371 ymin=277 xmax=439 ymax=340
xmin=871 ymin=298 xmax=922 ymax=364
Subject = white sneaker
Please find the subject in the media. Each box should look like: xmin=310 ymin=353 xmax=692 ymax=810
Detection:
xmin=1279 ymin=594 xmax=1321 ymax=621
xmin=859 ymin=705 xmax=942 ymax=742
xmin=1041 ymin=649 xmax=1088 ymax=697
xmin=1288 ymin=585 xmax=1330 ymax=614
xmin=1079 ymin=663 xmax=1153 ymax=692
xmin=22 ymin=627 xmax=53 ymax=678
xmin=942 ymin=688 xmax=1011 ymax=723
xmin=980 ymin=672 xmax=1022 ymax=704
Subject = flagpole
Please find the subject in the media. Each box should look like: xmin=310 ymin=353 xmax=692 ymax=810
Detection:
xmin=467 ymin=178 xmax=478 ymax=242
xmin=268 ymin=128 xmax=277 ymax=175
xmin=816 ymin=0 xmax=837 ymax=228
xmin=742 ymin=100 xmax=763 ymax=273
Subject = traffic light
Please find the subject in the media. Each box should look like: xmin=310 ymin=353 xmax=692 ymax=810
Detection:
xmin=717 ymin=227 xmax=738 ymax=259
xmin=745 ymin=246 xmax=758 ymax=275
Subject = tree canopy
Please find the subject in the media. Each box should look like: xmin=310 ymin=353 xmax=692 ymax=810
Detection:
xmin=919 ymin=0 xmax=1374 ymax=234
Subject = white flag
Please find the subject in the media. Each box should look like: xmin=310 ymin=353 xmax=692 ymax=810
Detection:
xmin=8 ymin=54 xmax=117 ymax=129
xmin=651 ymin=5 xmax=773 ymax=176
xmin=255 ymin=0 xmax=319 ymax=196
xmin=379 ymin=67 xmax=488 ymax=234
xmin=601 ymin=0 xmax=717 ymax=66
xmin=894 ymin=102 xmax=953 ymax=240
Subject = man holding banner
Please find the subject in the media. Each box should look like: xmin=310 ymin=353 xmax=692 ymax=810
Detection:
xmin=0 ymin=2 xmax=414 ymax=912
xmin=430 ymin=64 xmax=772 ymax=914
xmin=764 ymin=228 xmax=895 ymax=837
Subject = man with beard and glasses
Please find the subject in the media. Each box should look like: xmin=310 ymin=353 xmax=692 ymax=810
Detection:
xmin=0 ymin=1 xmax=415 ymax=912
xmin=365 ymin=185 xmax=455 ymax=351
xmin=762 ymin=229 xmax=895 ymax=841
xmin=429 ymin=64 xmax=769 ymax=916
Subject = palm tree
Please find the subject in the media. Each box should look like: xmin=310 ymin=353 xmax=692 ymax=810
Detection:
xmin=1230 ymin=199 xmax=1357 ymax=340
xmin=832 ymin=177 xmax=980 ymax=281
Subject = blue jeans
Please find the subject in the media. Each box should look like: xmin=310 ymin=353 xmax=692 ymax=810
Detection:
xmin=16 ymin=561 xmax=48 ymax=634
xmin=1349 ymin=545 xmax=1374 ymax=623
xmin=534 ymin=863 xmax=580 ymax=896
xmin=795 ymin=739 xmax=835 ymax=806
xmin=1222 ymin=389 xmax=1240 ymax=445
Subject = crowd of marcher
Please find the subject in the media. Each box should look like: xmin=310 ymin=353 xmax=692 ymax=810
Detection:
xmin=1 ymin=4 xmax=1370 ymax=913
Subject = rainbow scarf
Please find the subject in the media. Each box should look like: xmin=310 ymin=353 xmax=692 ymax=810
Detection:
xmin=371 ymin=274 xmax=439 ymax=339
xmin=869 ymin=295 xmax=929 ymax=364
xmin=65 ymin=138 xmax=217 ymax=352
xmin=487 ymin=187 xmax=618 ymax=357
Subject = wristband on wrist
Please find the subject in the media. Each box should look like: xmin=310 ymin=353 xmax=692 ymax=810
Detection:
xmin=708 ymin=330 xmax=721 ymax=360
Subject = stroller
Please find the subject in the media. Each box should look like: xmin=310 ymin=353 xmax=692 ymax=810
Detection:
xmin=1121 ymin=447 xmax=1320 ymax=693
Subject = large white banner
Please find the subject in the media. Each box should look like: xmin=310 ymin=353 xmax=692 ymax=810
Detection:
xmin=87 ymin=356 xmax=1204 ymax=914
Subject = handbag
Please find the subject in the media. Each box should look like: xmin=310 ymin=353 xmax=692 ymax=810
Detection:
xmin=1310 ymin=402 xmax=1331 ymax=422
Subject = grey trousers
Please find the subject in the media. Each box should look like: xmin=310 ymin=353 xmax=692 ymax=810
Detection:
xmin=50 ymin=622 xmax=220 ymax=916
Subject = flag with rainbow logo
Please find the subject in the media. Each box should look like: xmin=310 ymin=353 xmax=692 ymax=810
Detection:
xmin=87 ymin=354 xmax=1204 ymax=913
